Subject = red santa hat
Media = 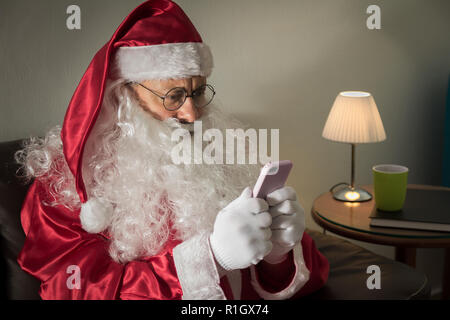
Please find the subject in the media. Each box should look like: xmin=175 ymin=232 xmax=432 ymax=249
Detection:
xmin=61 ymin=0 xmax=213 ymax=232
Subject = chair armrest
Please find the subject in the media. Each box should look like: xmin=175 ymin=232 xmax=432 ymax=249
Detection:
xmin=305 ymin=229 xmax=430 ymax=299
xmin=0 ymin=139 xmax=41 ymax=299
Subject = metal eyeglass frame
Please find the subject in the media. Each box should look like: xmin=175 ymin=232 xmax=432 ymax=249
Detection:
xmin=128 ymin=81 xmax=216 ymax=111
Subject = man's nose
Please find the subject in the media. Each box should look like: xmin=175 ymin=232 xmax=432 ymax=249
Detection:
xmin=175 ymin=97 xmax=198 ymax=123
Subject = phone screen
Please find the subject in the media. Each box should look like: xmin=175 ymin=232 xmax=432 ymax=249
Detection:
xmin=252 ymin=160 xmax=293 ymax=199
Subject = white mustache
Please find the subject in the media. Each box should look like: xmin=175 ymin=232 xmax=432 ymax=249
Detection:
xmin=164 ymin=118 xmax=195 ymax=133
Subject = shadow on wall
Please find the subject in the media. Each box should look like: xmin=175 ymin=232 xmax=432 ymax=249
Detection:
xmin=443 ymin=74 xmax=450 ymax=187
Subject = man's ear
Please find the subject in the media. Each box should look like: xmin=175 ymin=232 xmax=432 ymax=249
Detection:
xmin=127 ymin=83 xmax=150 ymax=112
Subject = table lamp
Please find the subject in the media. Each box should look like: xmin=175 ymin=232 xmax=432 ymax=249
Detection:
xmin=322 ymin=91 xmax=386 ymax=202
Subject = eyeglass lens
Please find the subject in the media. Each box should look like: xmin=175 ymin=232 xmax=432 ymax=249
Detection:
xmin=164 ymin=85 xmax=215 ymax=111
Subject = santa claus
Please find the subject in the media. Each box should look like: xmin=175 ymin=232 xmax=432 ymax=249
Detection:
xmin=16 ymin=0 xmax=329 ymax=300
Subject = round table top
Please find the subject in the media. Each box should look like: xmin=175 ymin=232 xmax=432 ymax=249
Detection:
xmin=311 ymin=184 xmax=450 ymax=247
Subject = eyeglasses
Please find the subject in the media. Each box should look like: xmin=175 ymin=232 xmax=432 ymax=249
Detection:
xmin=130 ymin=82 xmax=216 ymax=111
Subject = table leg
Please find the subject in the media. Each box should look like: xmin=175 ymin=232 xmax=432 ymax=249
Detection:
xmin=395 ymin=247 xmax=416 ymax=268
xmin=443 ymin=248 xmax=450 ymax=300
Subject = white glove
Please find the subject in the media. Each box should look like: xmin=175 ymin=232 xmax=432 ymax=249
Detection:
xmin=210 ymin=187 xmax=273 ymax=271
xmin=264 ymin=186 xmax=305 ymax=264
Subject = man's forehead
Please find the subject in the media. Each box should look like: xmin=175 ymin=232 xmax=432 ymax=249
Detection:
xmin=143 ymin=76 xmax=206 ymax=90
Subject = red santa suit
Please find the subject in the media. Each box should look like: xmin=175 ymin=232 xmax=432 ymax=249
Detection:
xmin=17 ymin=0 xmax=329 ymax=300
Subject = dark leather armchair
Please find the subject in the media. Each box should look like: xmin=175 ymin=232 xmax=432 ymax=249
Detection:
xmin=0 ymin=139 xmax=431 ymax=300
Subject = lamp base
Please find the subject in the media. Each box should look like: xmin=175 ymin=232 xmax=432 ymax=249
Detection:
xmin=332 ymin=186 xmax=372 ymax=202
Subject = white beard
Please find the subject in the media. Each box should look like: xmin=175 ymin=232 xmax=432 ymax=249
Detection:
xmin=82 ymin=84 xmax=261 ymax=263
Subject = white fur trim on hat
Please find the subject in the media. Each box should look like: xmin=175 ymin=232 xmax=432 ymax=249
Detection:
xmin=114 ymin=42 xmax=213 ymax=82
xmin=80 ymin=198 xmax=113 ymax=233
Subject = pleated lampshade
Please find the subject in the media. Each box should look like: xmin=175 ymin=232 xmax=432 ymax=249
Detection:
xmin=322 ymin=91 xmax=386 ymax=143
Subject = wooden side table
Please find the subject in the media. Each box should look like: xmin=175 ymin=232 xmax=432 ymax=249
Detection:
xmin=311 ymin=184 xmax=450 ymax=299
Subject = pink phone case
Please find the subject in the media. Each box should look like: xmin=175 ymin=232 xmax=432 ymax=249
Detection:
xmin=252 ymin=160 xmax=293 ymax=199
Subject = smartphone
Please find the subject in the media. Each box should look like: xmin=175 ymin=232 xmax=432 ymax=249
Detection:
xmin=252 ymin=160 xmax=293 ymax=199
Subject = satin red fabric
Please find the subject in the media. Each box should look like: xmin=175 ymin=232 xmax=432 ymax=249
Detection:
xmin=17 ymin=180 xmax=183 ymax=299
xmin=17 ymin=179 xmax=329 ymax=300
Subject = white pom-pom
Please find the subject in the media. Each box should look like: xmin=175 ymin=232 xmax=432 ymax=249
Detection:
xmin=80 ymin=198 xmax=113 ymax=233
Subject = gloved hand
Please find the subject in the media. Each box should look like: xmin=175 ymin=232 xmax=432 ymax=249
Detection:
xmin=210 ymin=187 xmax=273 ymax=271
xmin=263 ymin=186 xmax=305 ymax=264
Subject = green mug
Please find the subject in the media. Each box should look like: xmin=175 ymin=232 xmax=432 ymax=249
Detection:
xmin=372 ymin=164 xmax=409 ymax=212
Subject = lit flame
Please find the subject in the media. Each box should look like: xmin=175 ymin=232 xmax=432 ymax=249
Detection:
xmin=345 ymin=191 xmax=360 ymax=201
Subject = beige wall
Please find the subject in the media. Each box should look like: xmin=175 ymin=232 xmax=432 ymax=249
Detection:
xmin=1 ymin=0 xmax=450 ymax=296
